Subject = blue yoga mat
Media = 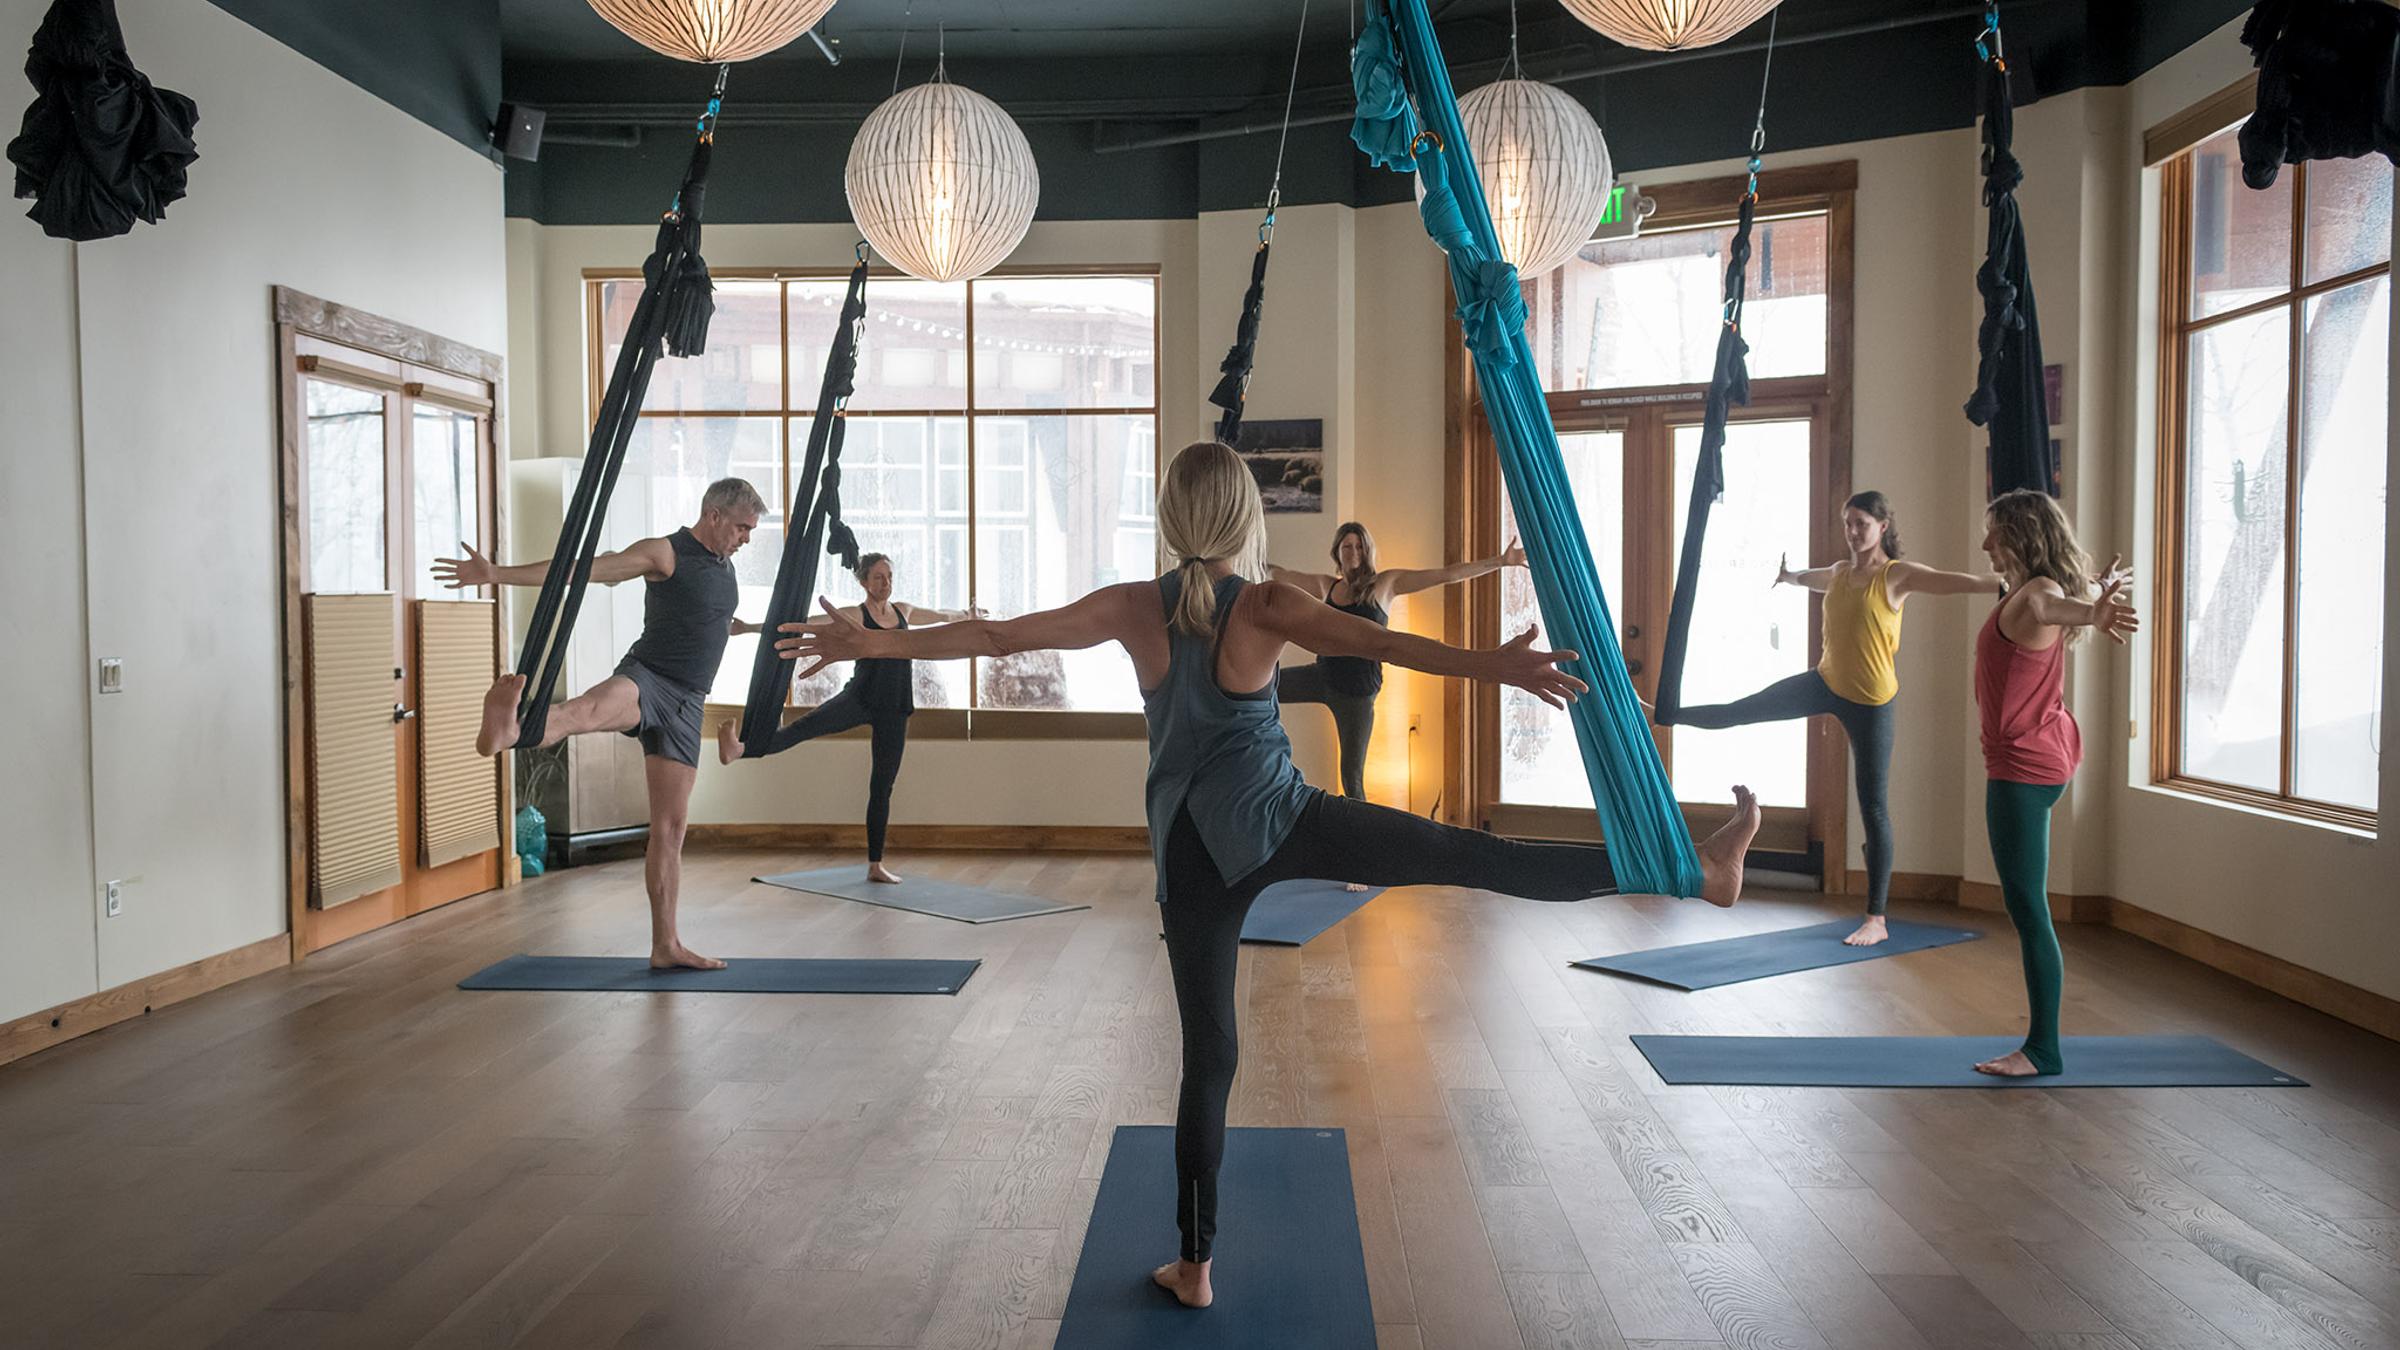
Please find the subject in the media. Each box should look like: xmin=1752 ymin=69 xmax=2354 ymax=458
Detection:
xmin=1055 ymin=1126 xmax=1376 ymax=1350
xmin=754 ymin=866 xmax=1088 ymax=924
xmin=1573 ymin=918 xmax=1982 ymax=990
xmin=1630 ymin=1034 xmax=2306 ymax=1088
xmin=457 ymin=955 xmax=979 ymax=994
xmin=1240 ymin=880 xmax=1386 ymax=946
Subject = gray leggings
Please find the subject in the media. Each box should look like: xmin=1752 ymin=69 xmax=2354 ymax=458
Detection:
xmin=1274 ymin=662 xmax=1375 ymax=799
xmin=1668 ymin=671 xmax=1897 ymax=916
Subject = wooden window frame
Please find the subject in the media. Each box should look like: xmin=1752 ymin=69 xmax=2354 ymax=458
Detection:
xmin=582 ymin=264 xmax=1162 ymax=741
xmin=2151 ymin=116 xmax=2385 ymax=832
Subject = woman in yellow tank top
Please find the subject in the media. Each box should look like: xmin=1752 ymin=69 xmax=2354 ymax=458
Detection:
xmin=1660 ymin=491 xmax=2005 ymax=945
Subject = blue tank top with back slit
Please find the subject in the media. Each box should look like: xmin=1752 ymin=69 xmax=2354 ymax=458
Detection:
xmin=1142 ymin=572 xmax=1315 ymax=902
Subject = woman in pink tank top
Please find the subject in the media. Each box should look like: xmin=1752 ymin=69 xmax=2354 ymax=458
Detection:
xmin=1973 ymin=490 xmax=2138 ymax=1078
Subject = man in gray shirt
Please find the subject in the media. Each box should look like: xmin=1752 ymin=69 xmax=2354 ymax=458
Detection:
xmin=438 ymin=476 xmax=764 ymax=970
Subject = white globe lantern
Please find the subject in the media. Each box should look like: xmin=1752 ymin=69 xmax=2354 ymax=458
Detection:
xmin=845 ymin=74 xmax=1040 ymax=283
xmin=1447 ymin=78 xmax=1614 ymax=279
xmin=584 ymin=0 xmax=837 ymax=64
xmin=1558 ymin=0 xmax=1784 ymax=53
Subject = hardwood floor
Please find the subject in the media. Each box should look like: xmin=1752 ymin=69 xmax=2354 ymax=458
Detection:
xmin=4 ymin=848 xmax=2397 ymax=1350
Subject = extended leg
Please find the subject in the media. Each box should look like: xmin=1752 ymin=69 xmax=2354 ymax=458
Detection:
xmin=726 ymin=685 xmax=875 ymax=763
xmin=479 ymin=673 xmax=639 ymax=756
xmin=863 ymin=714 xmax=909 ymax=880
xmin=641 ymin=754 xmax=721 ymax=971
xmin=1275 ymin=662 xmax=1333 ymax=708
xmin=1663 ymin=670 xmax=1838 ymax=731
xmin=1977 ymin=779 xmax=2066 ymax=1077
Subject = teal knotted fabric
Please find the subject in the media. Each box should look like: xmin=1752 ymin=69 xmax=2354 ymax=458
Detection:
xmin=1349 ymin=13 xmax=1418 ymax=172
xmin=1355 ymin=0 xmax=1705 ymax=898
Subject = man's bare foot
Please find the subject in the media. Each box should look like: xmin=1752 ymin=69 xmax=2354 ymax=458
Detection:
xmin=1697 ymin=785 xmax=1761 ymax=908
xmin=716 ymin=718 xmax=743 ymax=766
xmin=1973 ymin=1050 xmax=2043 ymax=1078
xmin=476 ymin=674 xmax=527 ymax=756
xmin=1843 ymin=915 xmax=1889 ymax=947
xmin=650 ymin=944 xmax=727 ymax=972
xmin=1344 ymin=882 xmax=1371 ymax=894
xmin=867 ymin=863 xmax=903 ymax=884
xmin=1151 ymin=1259 xmax=1213 ymax=1308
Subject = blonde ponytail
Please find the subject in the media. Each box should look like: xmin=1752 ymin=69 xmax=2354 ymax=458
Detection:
xmin=1158 ymin=441 xmax=1268 ymax=637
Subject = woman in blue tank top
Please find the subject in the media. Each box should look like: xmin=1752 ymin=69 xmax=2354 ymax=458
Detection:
xmin=777 ymin=441 xmax=1761 ymax=1311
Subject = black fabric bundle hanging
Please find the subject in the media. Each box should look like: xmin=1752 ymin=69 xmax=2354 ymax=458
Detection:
xmin=8 ymin=0 xmax=197 ymax=241
xmin=2239 ymin=0 xmax=2400 ymax=189
xmin=1652 ymin=193 xmax=1755 ymax=726
xmin=1964 ymin=48 xmax=2055 ymax=499
xmin=734 ymin=257 xmax=870 ymax=757
xmin=509 ymin=72 xmax=726 ymax=750
xmin=1209 ymin=218 xmax=1273 ymax=445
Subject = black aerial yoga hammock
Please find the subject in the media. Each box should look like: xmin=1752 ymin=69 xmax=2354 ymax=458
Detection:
xmin=7 ymin=0 xmax=198 ymax=241
xmin=2238 ymin=0 xmax=2400 ymax=190
xmin=1652 ymin=17 xmax=1773 ymax=725
xmin=733 ymin=254 xmax=870 ymax=757
xmin=508 ymin=68 xmax=727 ymax=749
xmin=1964 ymin=6 xmax=2055 ymax=499
xmin=1206 ymin=0 xmax=1310 ymax=448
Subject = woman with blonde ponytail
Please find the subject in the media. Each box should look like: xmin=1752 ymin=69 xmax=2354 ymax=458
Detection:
xmin=777 ymin=440 xmax=1761 ymax=1310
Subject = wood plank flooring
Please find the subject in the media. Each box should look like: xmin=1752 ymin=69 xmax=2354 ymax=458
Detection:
xmin=4 ymin=848 xmax=2397 ymax=1349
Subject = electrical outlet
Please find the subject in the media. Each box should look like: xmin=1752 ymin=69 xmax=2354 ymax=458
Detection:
xmin=104 ymin=880 xmax=124 ymax=918
xmin=98 ymin=658 xmax=123 ymax=694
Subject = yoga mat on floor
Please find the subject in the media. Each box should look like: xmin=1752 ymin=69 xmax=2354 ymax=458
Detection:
xmin=1573 ymin=918 xmax=1981 ymax=990
xmin=1055 ymin=1125 xmax=1375 ymax=1350
xmin=457 ymin=955 xmax=979 ymax=994
xmin=753 ymin=866 xmax=1089 ymax=923
xmin=1240 ymin=879 xmax=1386 ymax=946
xmin=1630 ymin=1034 xmax=2306 ymax=1088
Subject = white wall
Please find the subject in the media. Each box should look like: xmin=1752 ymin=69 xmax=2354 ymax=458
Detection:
xmin=0 ymin=0 xmax=507 ymax=1021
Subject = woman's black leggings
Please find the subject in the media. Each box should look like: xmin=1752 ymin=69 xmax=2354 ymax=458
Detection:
xmin=1275 ymin=663 xmax=1376 ymax=799
xmin=1161 ymin=790 xmax=1616 ymax=1262
xmin=1668 ymin=671 xmax=1896 ymax=916
xmin=762 ymin=686 xmax=909 ymax=862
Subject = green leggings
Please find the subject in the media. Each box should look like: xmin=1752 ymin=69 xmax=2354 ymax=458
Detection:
xmin=1986 ymin=779 xmax=2067 ymax=1074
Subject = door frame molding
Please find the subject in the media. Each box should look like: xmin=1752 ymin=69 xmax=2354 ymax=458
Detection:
xmin=272 ymin=286 xmax=508 ymax=958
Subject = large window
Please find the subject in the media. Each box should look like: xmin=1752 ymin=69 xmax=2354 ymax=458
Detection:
xmin=590 ymin=270 xmax=1160 ymax=717
xmin=2158 ymin=124 xmax=2387 ymax=823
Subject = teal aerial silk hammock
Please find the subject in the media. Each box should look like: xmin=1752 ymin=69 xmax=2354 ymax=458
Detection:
xmin=1354 ymin=0 xmax=1703 ymax=898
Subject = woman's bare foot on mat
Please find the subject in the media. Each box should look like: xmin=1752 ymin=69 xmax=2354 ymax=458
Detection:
xmin=650 ymin=944 xmax=727 ymax=972
xmin=1698 ymin=785 xmax=1760 ymax=908
xmin=476 ymin=674 xmax=526 ymax=756
xmin=1152 ymin=1259 xmax=1213 ymax=1308
xmin=716 ymin=719 xmax=742 ymax=765
xmin=1344 ymin=882 xmax=1371 ymax=894
xmin=867 ymin=863 xmax=904 ymax=884
xmin=1973 ymin=1050 xmax=2043 ymax=1077
xmin=1843 ymin=915 xmax=1889 ymax=947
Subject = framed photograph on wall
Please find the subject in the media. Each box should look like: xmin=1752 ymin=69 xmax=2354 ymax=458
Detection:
xmin=1231 ymin=418 xmax=1323 ymax=514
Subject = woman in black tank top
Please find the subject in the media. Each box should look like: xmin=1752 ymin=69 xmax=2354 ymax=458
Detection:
xmin=1269 ymin=520 xmax=1528 ymax=802
xmin=717 ymin=553 xmax=977 ymax=883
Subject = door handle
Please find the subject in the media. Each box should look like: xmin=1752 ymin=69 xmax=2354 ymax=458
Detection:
xmin=393 ymin=703 xmax=418 ymax=723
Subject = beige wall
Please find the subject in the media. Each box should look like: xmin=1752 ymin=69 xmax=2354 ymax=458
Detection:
xmin=0 ymin=0 xmax=507 ymax=1022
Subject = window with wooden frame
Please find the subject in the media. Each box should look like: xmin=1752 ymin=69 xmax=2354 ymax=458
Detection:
xmin=2154 ymin=114 xmax=2388 ymax=827
xmin=586 ymin=267 xmax=1160 ymax=736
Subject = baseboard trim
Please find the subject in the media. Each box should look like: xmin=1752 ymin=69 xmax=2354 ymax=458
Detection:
xmin=690 ymin=823 xmax=1152 ymax=853
xmin=0 ymin=933 xmax=291 ymax=1068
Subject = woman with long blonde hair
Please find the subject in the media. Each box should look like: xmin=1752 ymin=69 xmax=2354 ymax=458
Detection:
xmin=1972 ymin=489 xmax=2137 ymax=1077
xmin=777 ymin=441 xmax=1761 ymax=1309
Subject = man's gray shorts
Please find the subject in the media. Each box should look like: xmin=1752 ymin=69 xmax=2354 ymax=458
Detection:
xmin=613 ymin=657 xmax=706 ymax=768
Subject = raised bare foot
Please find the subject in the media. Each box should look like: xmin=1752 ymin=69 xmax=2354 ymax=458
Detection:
xmin=1344 ymin=882 xmax=1371 ymax=894
xmin=1151 ymin=1258 xmax=1213 ymax=1308
xmin=650 ymin=944 xmax=727 ymax=972
xmin=716 ymin=718 xmax=743 ymax=766
xmin=867 ymin=863 xmax=904 ymax=884
xmin=1843 ymin=915 xmax=1889 ymax=947
xmin=476 ymin=673 xmax=527 ymax=756
xmin=1973 ymin=1050 xmax=2043 ymax=1078
xmin=1697 ymin=785 xmax=1761 ymax=908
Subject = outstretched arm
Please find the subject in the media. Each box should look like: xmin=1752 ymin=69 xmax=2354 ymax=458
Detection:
xmin=1265 ymin=564 xmax=1334 ymax=601
xmin=776 ymin=584 xmax=1149 ymax=678
xmin=895 ymin=602 xmax=987 ymax=624
xmin=436 ymin=538 xmax=669 ymax=590
xmin=1773 ymin=553 xmax=1840 ymax=591
xmin=2017 ymin=575 xmax=2141 ymax=644
xmin=1380 ymin=537 xmax=1528 ymax=599
xmin=1251 ymin=582 xmax=1586 ymax=707
xmin=1886 ymin=559 xmax=2005 ymax=602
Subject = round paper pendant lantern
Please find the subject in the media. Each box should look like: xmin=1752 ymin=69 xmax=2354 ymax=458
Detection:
xmin=846 ymin=74 xmax=1040 ymax=283
xmin=1448 ymin=78 xmax=1613 ymax=279
xmin=1558 ymin=0 xmax=1783 ymax=53
xmin=585 ymin=0 xmax=836 ymax=64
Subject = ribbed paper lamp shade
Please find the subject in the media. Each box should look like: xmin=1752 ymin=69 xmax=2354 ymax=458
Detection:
xmin=846 ymin=77 xmax=1040 ymax=283
xmin=1559 ymin=0 xmax=1783 ymax=52
xmin=585 ymin=0 xmax=835 ymax=64
xmin=1446 ymin=78 xmax=1614 ymax=279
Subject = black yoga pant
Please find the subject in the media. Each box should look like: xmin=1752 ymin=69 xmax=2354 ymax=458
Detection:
xmin=762 ymin=687 xmax=909 ymax=862
xmin=1670 ymin=670 xmax=1896 ymax=917
xmin=1275 ymin=662 xmax=1376 ymax=799
xmin=1161 ymin=791 xmax=1616 ymax=1263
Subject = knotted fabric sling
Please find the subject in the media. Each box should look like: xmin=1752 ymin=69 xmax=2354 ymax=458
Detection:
xmin=735 ymin=257 xmax=869 ymax=756
xmin=1352 ymin=0 xmax=1702 ymax=897
xmin=509 ymin=68 xmax=728 ymax=748
xmin=1964 ymin=10 xmax=2054 ymax=498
